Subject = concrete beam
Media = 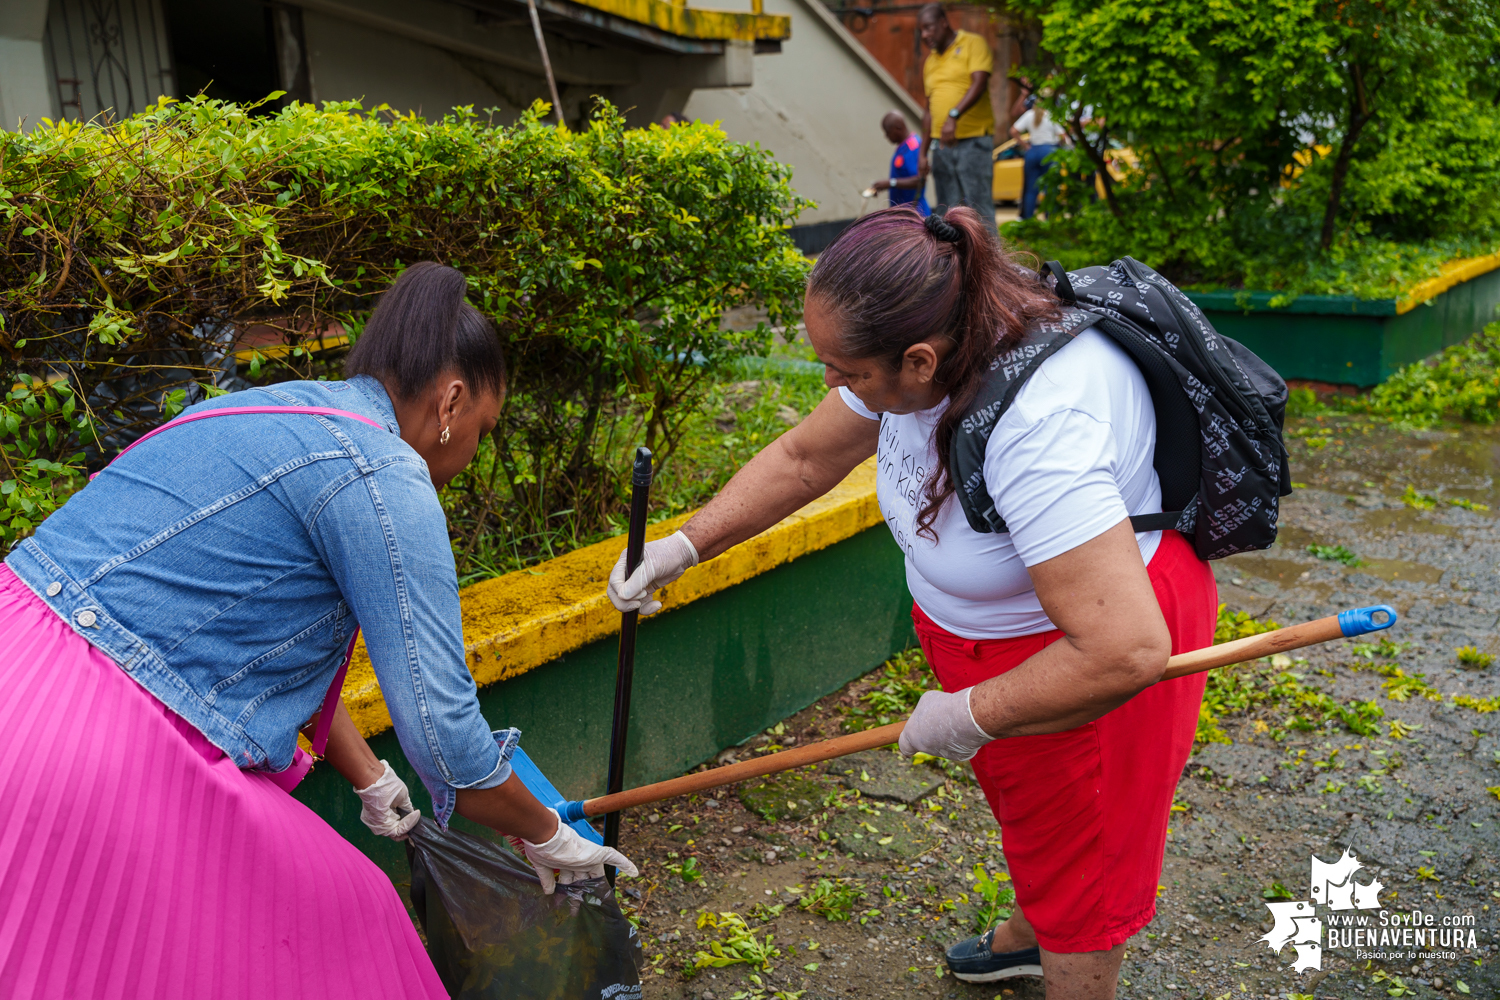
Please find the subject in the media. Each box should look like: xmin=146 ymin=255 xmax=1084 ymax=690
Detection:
xmin=297 ymin=0 xmax=642 ymax=86
xmin=613 ymin=38 xmax=752 ymax=125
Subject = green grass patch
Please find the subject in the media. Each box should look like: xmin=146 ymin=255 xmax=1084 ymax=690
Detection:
xmin=1456 ymin=645 xmax=1496 ymax=670
xmin=1307 ymin=543 xmax=1361 ymax=566
xmin=797 ymin=879 xmax=865 ymax=922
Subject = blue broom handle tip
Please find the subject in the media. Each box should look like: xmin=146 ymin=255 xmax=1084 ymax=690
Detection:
xmin=1337 ymin=604 xmax=1398 ymax=637
xmin=559 ymin=799 xmax=589 ymax=823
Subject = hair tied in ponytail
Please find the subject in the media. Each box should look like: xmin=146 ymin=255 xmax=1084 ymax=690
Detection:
xmin=924 ymin=213 xmax=963 ymax=244
xmin=808 ymin=205 xmax=1061 ymax=541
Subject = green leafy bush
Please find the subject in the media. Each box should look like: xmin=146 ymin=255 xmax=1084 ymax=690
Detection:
xmin=1455 ymin=646 xmax=1495 ymax=670
xmin=0 ymin=375 xmax=87 ymax=536
xmin=991 ymin=0 xmax=1500 ymax=297
xmin=692 ymin=910 xmax=780 ymax=972
xmin=0 ymin=95 xmax=809 ymax=562
xmin=1365 ymin=322 xmax=1500 ymax=426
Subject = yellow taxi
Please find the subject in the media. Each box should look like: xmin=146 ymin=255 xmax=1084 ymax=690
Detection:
xmin=992 ymin=138 xmax=1024 ymax=204
xmin=993 ymin=137 xmax=1137 ymax=205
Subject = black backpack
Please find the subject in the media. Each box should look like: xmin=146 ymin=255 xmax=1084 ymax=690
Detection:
xmin=948 ymin=256 xmax=1292 ymax=560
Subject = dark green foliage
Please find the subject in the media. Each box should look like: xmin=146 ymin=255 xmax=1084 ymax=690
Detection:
xmin=0 ymin=96 xmax=809 ymax=564
xmin=989 ymin=0 xmax=1500 ymax=298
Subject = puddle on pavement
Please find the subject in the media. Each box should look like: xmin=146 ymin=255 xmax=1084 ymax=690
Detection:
xmin=1347 ymin=558 xmax=1445 ymax=583
xmin=1357 ymin=508 xmax=1460 ymax=535
xmin=1269 ymin=524 xmax=1317 ymax=549
xmin=1223 ymin=555 xmax=1310 ymax=584
xmin=1291 ymin=418 xmax=1500 ymax=506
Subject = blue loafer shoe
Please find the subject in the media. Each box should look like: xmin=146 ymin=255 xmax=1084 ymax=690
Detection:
xmin=945 ymin=928 xmax=1044 ymax=983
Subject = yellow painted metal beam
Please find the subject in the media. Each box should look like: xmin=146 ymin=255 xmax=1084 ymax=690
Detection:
xmin=564 ymin=0 xmax=789 ymax=41
xmin=341 ymin=457 xmax=880 ymax=737
xmin=1396 ymin=252 xmax=1500 ymax=315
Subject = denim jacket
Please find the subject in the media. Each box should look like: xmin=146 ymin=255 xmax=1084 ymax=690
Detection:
xmin=4 ymin=375 xmax=511 ymax=825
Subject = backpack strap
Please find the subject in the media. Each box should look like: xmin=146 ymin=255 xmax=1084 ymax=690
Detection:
xmin=950 ymin=307 xmax=1198 ymax=537
xmin=984 ymin=509 xmax=1186 ymax=533
xmin=1041 ymin=260 xmax=1077 ymax=303
xmin=949 ymin=307 xmax=1103 ymax=534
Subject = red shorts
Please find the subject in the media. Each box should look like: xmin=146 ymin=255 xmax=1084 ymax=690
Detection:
xmin=913 ymin=529 xmax=1216 ymax=954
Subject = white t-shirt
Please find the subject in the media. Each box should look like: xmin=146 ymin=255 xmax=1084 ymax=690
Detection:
xmin=839 ymin=328 xmax=1162 ymax=639
xmin=1013 ymin=108 xmax=1065 ymax=147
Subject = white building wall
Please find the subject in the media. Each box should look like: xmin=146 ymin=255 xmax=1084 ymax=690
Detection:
xmin=684 ymin=0 xmax=927 ymax=226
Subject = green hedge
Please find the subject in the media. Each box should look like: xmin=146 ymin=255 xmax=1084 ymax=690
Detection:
xmin=1358 ymin=321 xmax=1500 ymax=427
xmin=0 ymin=97 xmax=810 ymax=559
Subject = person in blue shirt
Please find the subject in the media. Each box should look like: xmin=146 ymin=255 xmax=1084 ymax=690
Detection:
xmin=872 ymin=111 xmax=931 ymax=216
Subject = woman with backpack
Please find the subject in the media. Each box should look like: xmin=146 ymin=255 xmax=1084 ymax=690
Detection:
xmin=0 ymin=263 xmax=635 ymax=999
xmin=609 ymin=207 xmax=1217 ymax=998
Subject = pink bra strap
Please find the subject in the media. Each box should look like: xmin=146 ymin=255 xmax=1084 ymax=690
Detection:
xmin=99 ymin=406 xmax=384 ymax=477
xmin=93 ymin=403 xmax=384 ymax=749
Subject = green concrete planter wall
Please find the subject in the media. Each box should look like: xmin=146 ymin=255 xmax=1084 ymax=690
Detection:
xmin=1185 ymin=254 xmax=1500 ymax=386
xmin=293 ymin=461 xmax=914 ymax=880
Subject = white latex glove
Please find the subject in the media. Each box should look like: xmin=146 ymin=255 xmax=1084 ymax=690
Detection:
xmin=354 ymin=760 xmax=422 ymax=840
xmin=520 ymin=809 xmax=640 ymax=894
xmin=898 ymin=687 xmax=995 ymax=762
xmin=606 ymin=530 xmax=699 ymax=616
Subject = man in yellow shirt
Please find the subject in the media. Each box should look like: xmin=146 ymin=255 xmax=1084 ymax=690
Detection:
xmin=917 ymin=3 xmax=995 ymax=231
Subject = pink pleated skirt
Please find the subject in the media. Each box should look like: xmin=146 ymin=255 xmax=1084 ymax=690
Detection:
xmin=0 ymin=566 xmax=449 ymax=1000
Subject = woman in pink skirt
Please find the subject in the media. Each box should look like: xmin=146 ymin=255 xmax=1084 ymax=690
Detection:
xmin=0 ymin=263 xmax=635 ymax=999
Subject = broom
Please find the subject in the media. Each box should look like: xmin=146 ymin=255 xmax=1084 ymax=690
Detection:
xmin=529 ymin=604 xmax=1397 ymax=823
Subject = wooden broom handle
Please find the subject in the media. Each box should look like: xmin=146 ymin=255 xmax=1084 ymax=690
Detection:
xmin=579 ymin=611 xmax=1355 ymax=817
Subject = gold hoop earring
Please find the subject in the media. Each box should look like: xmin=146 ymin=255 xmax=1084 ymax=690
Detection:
xmin=440 ymin=426 xmax=451 ymax=445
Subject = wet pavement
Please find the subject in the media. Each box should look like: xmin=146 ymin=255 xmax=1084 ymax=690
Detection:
xmin=625 ymin=414 xmax=1500 ymax=1000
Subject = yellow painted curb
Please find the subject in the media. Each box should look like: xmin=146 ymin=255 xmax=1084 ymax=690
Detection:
xmin=231 ymin=332 xmax=351 ymax=364
xmin=1396 ymin=252 xmax=1500 ymax=315
xmin=343 ymin=457 xmax=882 ymax=737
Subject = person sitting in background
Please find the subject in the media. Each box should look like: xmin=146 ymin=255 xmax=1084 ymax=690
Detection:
xmin=916 ymin=2 xmax=996 ymax=231
xmin=871 ymin=111 xmax=931 ymax=216
xmin=1011 ymin=96 xmax=1066 ymax=220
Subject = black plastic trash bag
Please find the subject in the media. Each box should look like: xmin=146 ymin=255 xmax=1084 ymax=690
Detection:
xmin=405 ymin=818 xmax=642 ymax=1000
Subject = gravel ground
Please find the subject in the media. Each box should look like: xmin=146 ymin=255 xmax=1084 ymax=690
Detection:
xmin=620 ymin=415 xmax=1500 ymax=1000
